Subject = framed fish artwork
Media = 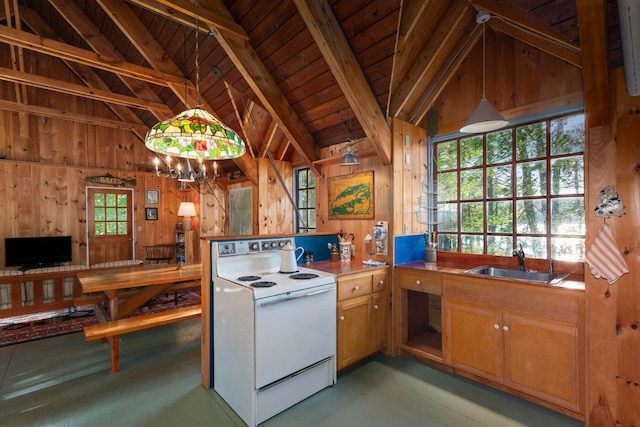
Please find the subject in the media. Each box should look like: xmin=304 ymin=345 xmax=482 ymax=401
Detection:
xmin=146 ymin=189 xmax=159 ymax=205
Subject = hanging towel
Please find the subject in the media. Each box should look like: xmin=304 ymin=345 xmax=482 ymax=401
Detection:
xmin=585 ymin=224 xmax=629 ymax=284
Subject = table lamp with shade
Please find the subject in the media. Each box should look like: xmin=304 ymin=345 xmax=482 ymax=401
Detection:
xmin=178 ymin=202 xmax=197 ymax=231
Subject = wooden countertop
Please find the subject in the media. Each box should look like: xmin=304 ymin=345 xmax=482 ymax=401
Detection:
xmin=306 ymin=259 xmax=389 ymax=277
xmin=395 ymin=261 xmax=585 ymax=291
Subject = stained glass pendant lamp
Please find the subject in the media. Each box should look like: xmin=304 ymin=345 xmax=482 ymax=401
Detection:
xmin=144 ymin=1 xmax=245 ymax=161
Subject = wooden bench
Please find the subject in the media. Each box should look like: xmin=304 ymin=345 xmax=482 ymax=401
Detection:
xmin=83 ymin=304 xmax=201 ymax=373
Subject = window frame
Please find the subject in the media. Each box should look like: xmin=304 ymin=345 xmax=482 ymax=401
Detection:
xmin=434 ymin=112 xmax=585 ymax=261
xmin=293 ymin=167 xmax=316 ymax=233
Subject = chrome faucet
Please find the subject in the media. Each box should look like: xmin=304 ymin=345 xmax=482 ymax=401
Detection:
xmin=512 ymin=244 xmax=526 ymax=271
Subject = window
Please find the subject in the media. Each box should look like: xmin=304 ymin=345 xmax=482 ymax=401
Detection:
xmin=294 ymin=167 xmax=316 ymax=233
xmin=91 ymin=190 xmax=131 ymax=236
xmin=436 ymin=113 xmax=585 ymax=261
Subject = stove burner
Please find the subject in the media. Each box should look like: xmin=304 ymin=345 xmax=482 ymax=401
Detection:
xmin=289 ymin=273 xmax=320 ymax=280
xmin=251 ymin=281 xmax=277 ymax=288
xmin=238 ymin=275 xmax=261 ymax=282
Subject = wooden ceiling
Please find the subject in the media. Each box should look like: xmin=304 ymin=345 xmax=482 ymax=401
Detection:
xmin=0 ymin=0 xmax=624 ymax=179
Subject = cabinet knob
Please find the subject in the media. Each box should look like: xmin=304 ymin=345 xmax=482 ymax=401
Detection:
xmin=373 ymin=304 xmax=379 ymax=310
xmin=494 ymin=323 xmax=500 ymax=329
xmin=339 ymin=316 xmax=344 ymax=321
xmin=503 ymin=325 xmax=509 ymax=332
xmin=415 ymin=280 xmax=421 ymax=285
xmin=378 ymin=280 xmax=384 ymax=286
xmin=353 ymin=285 xmax=359 ymax=291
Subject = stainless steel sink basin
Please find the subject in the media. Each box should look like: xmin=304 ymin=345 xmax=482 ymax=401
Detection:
xmin=463 ymin=265 xmax=569 ymax=285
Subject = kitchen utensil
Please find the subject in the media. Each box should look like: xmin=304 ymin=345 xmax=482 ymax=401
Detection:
xmin=280 ymin=242 xmax=304 ymax=273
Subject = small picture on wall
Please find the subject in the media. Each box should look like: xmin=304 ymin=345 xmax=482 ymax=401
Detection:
xmin=145 ymin=207 xmax=158 ymax=220
xmin=146 ymin=189 xmax=159 ymax=205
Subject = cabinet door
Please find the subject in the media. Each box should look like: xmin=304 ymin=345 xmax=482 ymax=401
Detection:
xmin=502 ymin=314 xmax=580 ymax=411
xmin=369 ymin=291 xmax=388 ymax=354
xmin=337 ymin=296 xmax=371 ymax=370
xmin=447 ymin=302 xmax=502 ymax=382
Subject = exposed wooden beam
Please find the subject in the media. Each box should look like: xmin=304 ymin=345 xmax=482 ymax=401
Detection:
xmin=0 ymin=66 xmax=170 ymax=112
xmin=488 ymin=19 xmax=581 ymax=68
xmin=390 ymin=0 xmax=471 ymax=119
xmin=0 ymin=25 xmax=184 ymax=87
xmin=293 ymin=0 xmax=392 ymax=165
xmin=576 ymin=0 xmax=610 ymax=127
xmin=408 ymin=9 xmax=479 ymax=125
xmin=0 ymin=99 xmax=149 ymax=133
xmin=48 ymin=0 xmax=177 ymax=120
xmin=203 ymin=0 xmax=321 ymax=176
xmin=19 ymin=6 xmax=151 ymax=140
xmin=469 ymin=0 xmax=579 ymax=52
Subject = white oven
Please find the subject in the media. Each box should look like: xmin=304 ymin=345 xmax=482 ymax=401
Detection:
xmin=211 ymin=238 xmax=336 ymax=427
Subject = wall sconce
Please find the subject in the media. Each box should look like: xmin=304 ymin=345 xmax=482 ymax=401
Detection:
xmin=178 ymin=202 xmax=197 ymax=231
xmin=340 ymin=147 xmax=359 ymax=165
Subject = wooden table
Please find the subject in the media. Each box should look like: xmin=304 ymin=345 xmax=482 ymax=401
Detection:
xmin=78 ymin=263 xmax=202 ymax=372
xmin=78 ymin=263 xmax=201 ymax=321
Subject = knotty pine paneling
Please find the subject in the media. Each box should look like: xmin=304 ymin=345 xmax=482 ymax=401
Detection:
xmin=257 ymin=157 xmax=293 ymax=235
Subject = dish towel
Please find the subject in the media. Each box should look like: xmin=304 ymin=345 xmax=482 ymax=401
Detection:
xmin=585 ymin=224 xmax=629 ymax=284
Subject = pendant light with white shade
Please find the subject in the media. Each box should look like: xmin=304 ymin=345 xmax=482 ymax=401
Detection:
xmin=460 ymin=11 xmax=508 ymax=134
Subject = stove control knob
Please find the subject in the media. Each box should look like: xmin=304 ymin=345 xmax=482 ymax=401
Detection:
xmin=271 ymin=242 xmax=278 ymax=249
xmin=262 ymin=242 xmax=270 ymax=250
xmin=250 ymin=243 xmax=259 ymax=251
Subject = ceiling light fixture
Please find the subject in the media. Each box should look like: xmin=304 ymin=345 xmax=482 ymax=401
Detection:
xmin=460 ymin=11 xmax=509 ymax=134
xmin=144 ymin=1 xmax=246 ymax=161
xmin=153 ymin=155 xmax=219 ymax=183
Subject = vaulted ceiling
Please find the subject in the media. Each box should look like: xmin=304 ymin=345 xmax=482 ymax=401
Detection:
xmin=0 ymin=0 xmax=624 ymax=181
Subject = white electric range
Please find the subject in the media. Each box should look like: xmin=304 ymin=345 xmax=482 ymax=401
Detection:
xmin=211 ymin=237 xmax=337 ymax=427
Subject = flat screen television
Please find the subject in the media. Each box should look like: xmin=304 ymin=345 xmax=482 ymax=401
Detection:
xmin=5 ymin=236 xmax=72 ymax=269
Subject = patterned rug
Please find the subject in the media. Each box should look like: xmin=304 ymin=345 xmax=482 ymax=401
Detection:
xmin=0 ymin=290 xmax=201 ymax=347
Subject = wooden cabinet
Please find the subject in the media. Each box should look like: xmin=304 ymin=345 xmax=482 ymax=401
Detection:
xmin=443 ymin=275 xmax=584 ymax=414
xmin=336 ymin=269 xmax=388 ymax=370
xmin=395 ymin=268 xmax=443 ymax=362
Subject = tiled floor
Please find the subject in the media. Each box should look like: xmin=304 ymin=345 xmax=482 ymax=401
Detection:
xmin=0 ymin=319 xmax=583 ymax=427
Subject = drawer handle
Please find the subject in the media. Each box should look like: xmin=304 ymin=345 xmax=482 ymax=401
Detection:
xmin=339 ymin=315 xmax=345 ymax=321
xmin=415 ymin=280 xmax=421 ymax=285
xmin=378 ymin=280 xmax=384 ymax=285
xmin=373 ymin=304 xmax=379 ymax=310
xmin=494 ymin=323 xmax=500 ymax=329
xmin=353 ymin=285 xmax=359 ymax=291
xmin=503 ymin=325 xmax=509 ymax=332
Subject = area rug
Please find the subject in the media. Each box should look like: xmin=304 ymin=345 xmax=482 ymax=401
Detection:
xmin=0 ymin=290 xmax=200 ymax=347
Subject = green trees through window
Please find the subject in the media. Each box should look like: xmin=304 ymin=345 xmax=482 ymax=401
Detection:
xmin=294 ymin=168 xmax=316 ymax=233
xmin=436 ymin=113 xmax=585 ymax=261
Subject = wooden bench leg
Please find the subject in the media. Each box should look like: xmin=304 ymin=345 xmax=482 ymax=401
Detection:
xmin=109 ymin=335 xmax=120 ymax=373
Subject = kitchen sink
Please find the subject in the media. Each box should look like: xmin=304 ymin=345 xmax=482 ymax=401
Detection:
xmin=463 ymin=265 xmax=569 ymax=285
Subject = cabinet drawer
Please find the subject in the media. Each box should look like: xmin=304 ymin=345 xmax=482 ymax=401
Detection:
xmin=372 ymin=271 xmax=388 ymax=293
xmin=338 ymin=275 xmax=372 ymax=301
xmin=397 ymin=269 xmax=442 ymax=295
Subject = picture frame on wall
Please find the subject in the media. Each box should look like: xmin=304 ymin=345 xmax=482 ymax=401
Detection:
xmin=146 ymin=189 xmax=159 ymax=205
xmin=145 ymin=207 xmax=158 ymax=220
xmin=328 ymin=170 xmax=374 ymax=219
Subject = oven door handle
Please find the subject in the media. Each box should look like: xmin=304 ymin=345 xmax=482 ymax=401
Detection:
xmin=260 ymin=288 xmax=333 ymax=307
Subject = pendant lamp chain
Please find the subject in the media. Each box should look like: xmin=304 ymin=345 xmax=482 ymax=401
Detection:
xmin=195 ymin=0 xmax=201 ymax=108
xmin=482 ymin=20 xmax=486 ymax=99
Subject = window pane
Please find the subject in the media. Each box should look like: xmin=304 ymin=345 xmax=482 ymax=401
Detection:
xmin=487 ymin=165 xmax=512 ymax=198
xmin=106 ymin=222 xmax=117 ymax=235
xmin=298 ymin=190 xmax=308 ymax=208
xmin=94 ymin=208 xmax=105 ymax=221
xmin=487 ymin=236 xmax=513 ymax=256
xmin=551 ymin=114 xmax=584 ymax=155
xmin=517 ymin=199 xmax=547 ymax=234
xmin=552 ymin=237 xmax=585 ymax=261
xmin=487 ymin=129 xmax=512 ymax=164
xmin=551 ymin=197 xmax=585 ymax=234
xmin=95 ymin=223 xmax=105 ymax=235
xmin=94 ymin=194 xmax=105 ymax=207
xmin=438 ymin=234 xmax=458 ymax=252
xmin=516 ymin=122 xmax=547 ymax=160
xmin=460 ymin=136 xmax=482 ymax=168
xmin=299 ymin=169 xmax=307 ymax=186
xmin=117 ymin=208 xmax=127 ymax=221
xmin=437 ymin=140 xmax=457 ymax=170
xmin=106 ymin=208 xmax=117 ymax=221
xmin=117 ymin=194 xmax=127 ymax=207
xmin=516 ymin=160 xmax=547 ymax=197
xmin=460 ymin=169 xmax=483 ymax=199
xmin=461 ymin=235 xmax=484 ymax=254
xmin=106 ymin=194 xmax=116 ymax=207
xmin=309 ymin=209 xmax=316 ymax=228
xmin=438 ymin=203 xmax=458 ymax=231
xmin=460 ymin=202 xmax=483 ymax=232
xmin=309 ymin=190 xmax=316 ymax=206
xmin=519 ymin=237 xmax=547 ymax=259
xmin=117 ymin=222 xmax=128 ymax=235
xmin=551 ymin=156 xmax=584 ymax=195
xmin=308 ymin=172 xmax=316 ymax=188
xmin=487 ymin=200 xmax=513 ymax=233
xmin=438 ymin=171 xmax=458 ymax=201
